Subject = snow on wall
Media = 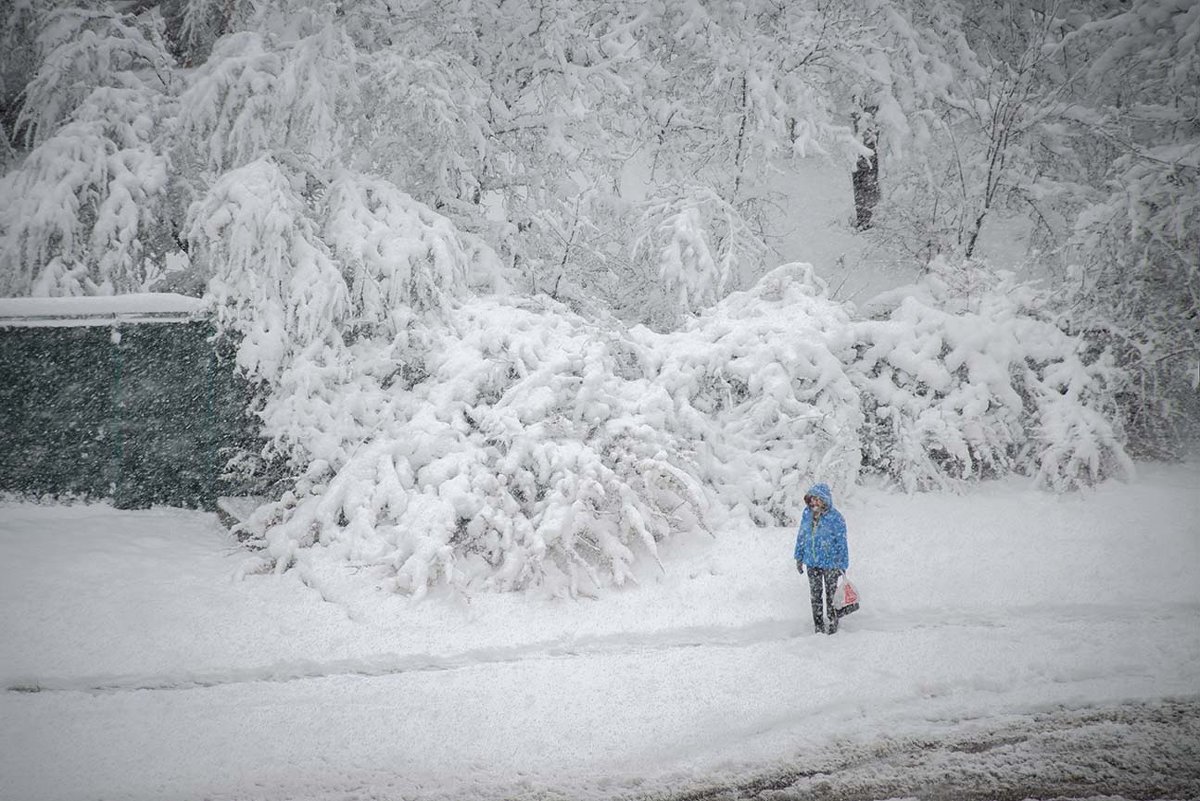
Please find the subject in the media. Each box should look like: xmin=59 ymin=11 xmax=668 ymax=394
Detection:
xmin=0 ymin=293 xmax=204 ymax=327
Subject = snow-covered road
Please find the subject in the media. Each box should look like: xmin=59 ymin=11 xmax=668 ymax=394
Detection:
xmin=4 ymin=609 xmax=1197 ymax=800
xmin=669 ymin=696 xmax=1200 ymax=801
xmin=2 ymin=464 xmax=1198 ymax=801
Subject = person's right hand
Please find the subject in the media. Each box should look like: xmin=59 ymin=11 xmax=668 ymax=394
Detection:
xmin=795 ymin=559 xmax=804 ymax=574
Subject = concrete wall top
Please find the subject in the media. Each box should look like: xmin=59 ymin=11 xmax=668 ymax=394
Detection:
xmin=0 ymin=293 xmax=206 ymax=327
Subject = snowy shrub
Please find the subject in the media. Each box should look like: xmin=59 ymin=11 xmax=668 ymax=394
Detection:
xmin=1064 ymin=154 xmax=1200 ymax=459
xmin=230 ymin=263 xmax=864 ymax=597
xmin=193 ymin=157 xmax=348 ymax=383
xmin=227 ymin=251 xmax=1135 ymax=601
xmin=642 ymin=263 xmax=863 ymax=524
xmin=193 ymin=158 xmax=497 ymax=446
xmin=193 ymin=157 xmax=707 ymax=598
xmin=238 ymin=296 xmax=708 ymax=599
xmin=1027 ymin=341 xmax=1134 ymax=492
xmin=852 ymin=268 xmax=1133 ymax=491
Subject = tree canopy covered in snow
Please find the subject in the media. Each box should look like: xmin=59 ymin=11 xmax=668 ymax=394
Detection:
xmin=1 ymin=0 xmax=1194 ymax=595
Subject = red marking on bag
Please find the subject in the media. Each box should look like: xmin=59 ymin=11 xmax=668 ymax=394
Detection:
xmin=843 ymin=582 xmax=858 ymax=605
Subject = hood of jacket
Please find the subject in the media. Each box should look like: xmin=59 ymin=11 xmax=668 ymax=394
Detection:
xmin=805 ymin=483 xmax=835 ymax=509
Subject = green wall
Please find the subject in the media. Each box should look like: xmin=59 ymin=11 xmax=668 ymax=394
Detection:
xmin=0 ymin=321 xmax=257 ymax=509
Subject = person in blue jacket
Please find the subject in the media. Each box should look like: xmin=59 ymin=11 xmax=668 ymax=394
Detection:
xmin=794 ymin=482 xmax=849 ymax=635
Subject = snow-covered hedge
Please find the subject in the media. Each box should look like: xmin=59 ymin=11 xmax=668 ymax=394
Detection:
xmin=242 ymin=297 xmax=709 ymax=599
xmin=219 ymin=240 xmax=1131 ymax=596
xmin=236 ymin=264 xmax=861 ymax=597
xmin=640 ymin=263 xmax=863 ymax=524
xmin=853 ymin=270 xmax=1133 ymax=491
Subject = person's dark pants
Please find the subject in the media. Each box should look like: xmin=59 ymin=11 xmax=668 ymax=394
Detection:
xmin=807 ymin=566 xmax=842 ymax=634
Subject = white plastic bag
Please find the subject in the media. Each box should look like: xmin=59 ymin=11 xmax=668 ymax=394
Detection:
xmin=834 ymin=575 xmax=860 ymax=616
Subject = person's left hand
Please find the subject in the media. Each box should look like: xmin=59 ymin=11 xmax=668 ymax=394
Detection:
xmin=795 ymin=559 xmax=804 ymax=574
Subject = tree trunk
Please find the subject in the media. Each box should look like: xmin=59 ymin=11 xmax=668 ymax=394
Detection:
xmin=852 ymin=106 xmax=880 ymax=231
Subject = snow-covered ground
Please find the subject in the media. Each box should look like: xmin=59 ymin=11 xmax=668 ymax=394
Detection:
xmin=2 ymin=463 xmax=1199 ymax=801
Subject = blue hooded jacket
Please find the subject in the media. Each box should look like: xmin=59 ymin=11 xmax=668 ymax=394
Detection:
xmin=794 ymin=483 xmax=849 ymax=570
